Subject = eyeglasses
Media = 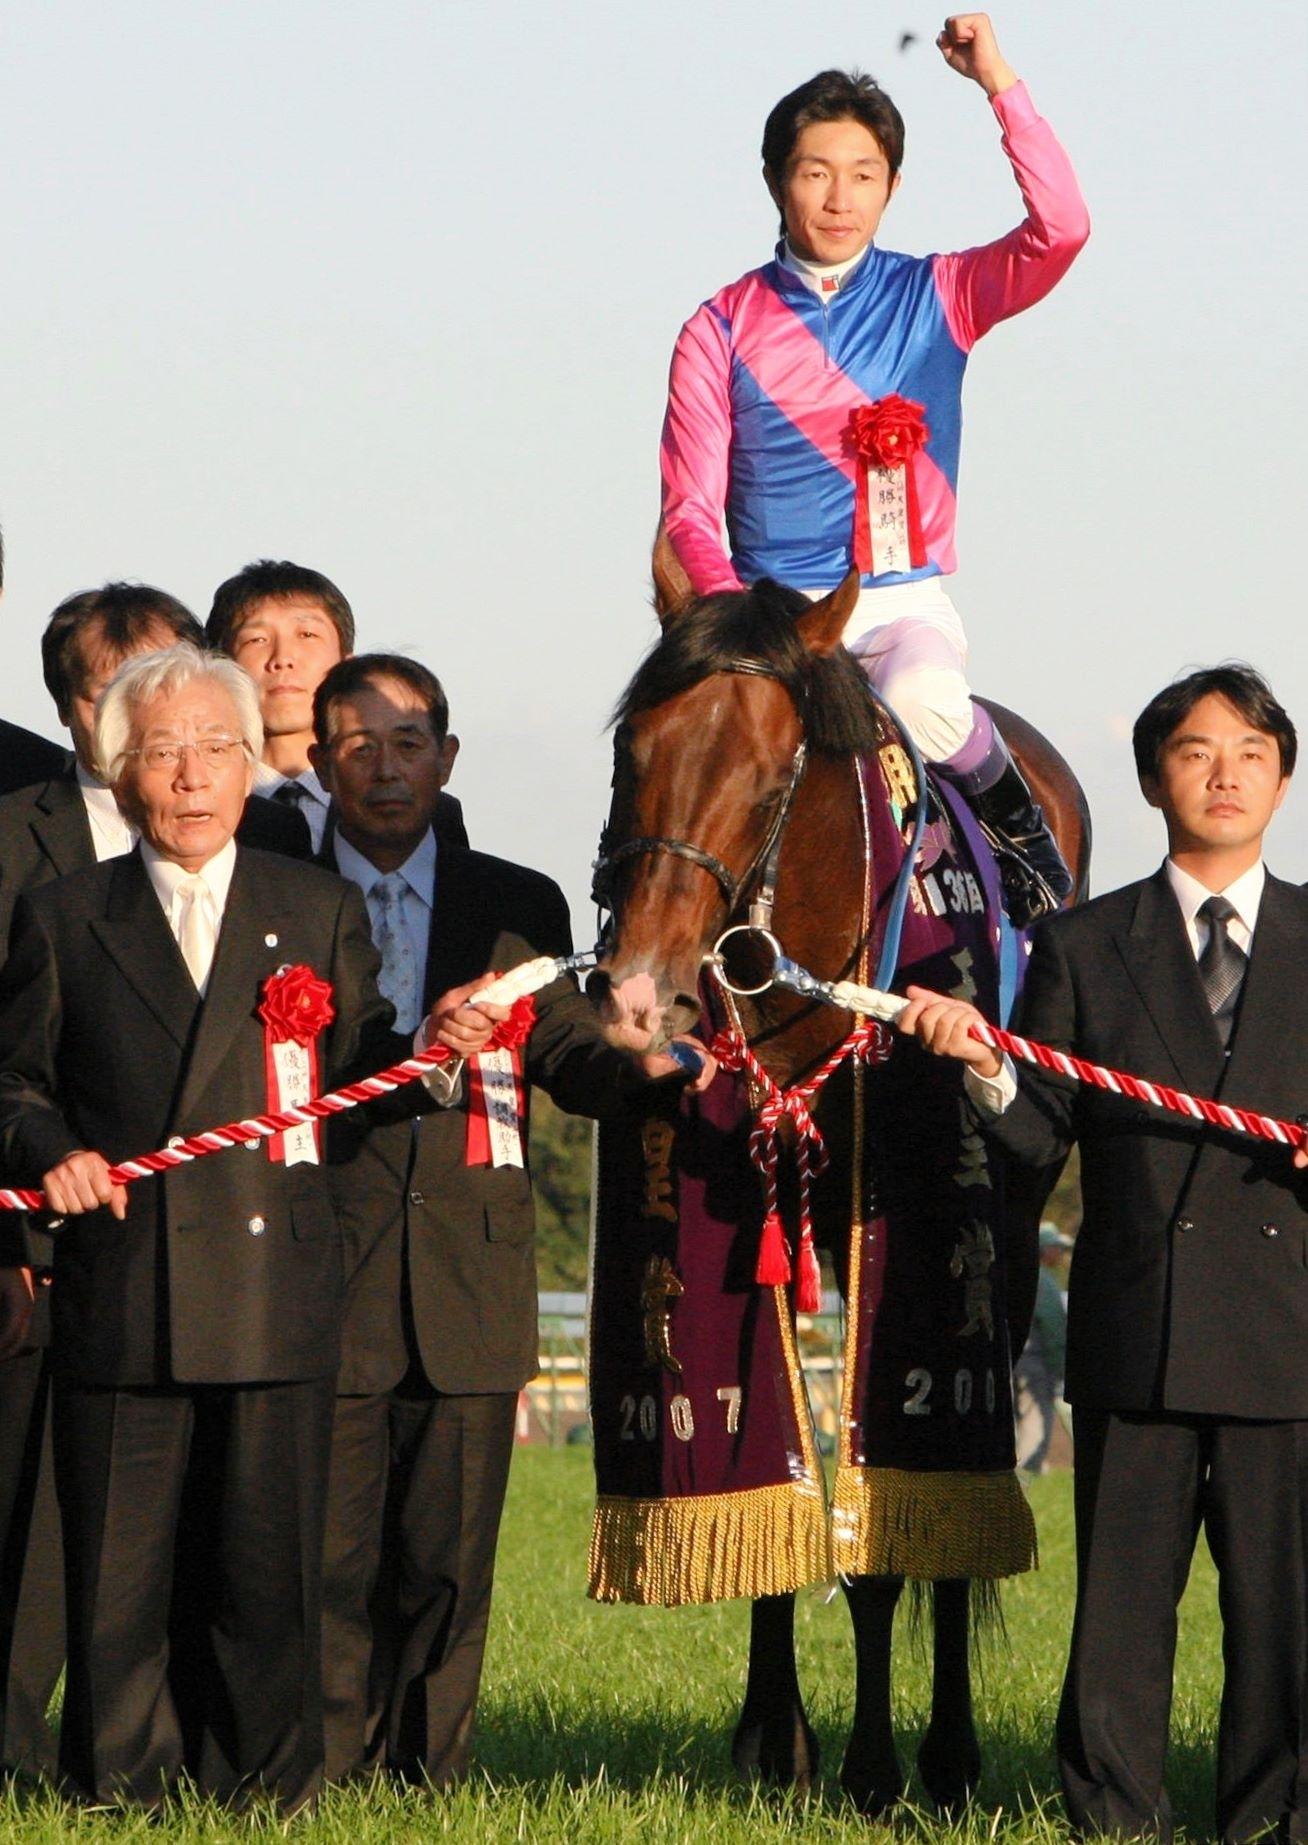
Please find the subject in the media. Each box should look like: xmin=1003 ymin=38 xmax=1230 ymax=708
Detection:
xmin=126 ymin=736 xmax=249 ymax=772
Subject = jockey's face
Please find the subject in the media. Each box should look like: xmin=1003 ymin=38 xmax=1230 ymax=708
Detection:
xmin=769 ymin=117 xmax=899 ymax=266
xmin=1142 ymin=693 xmax=1290 ymax=871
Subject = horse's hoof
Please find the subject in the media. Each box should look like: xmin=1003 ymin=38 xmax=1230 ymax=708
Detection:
xmin=916 ymin=1722 xmax=981 ymax=1814
xmin=839 ymin=1743 xmax=903 ymax=1819
xmin=731 ymin=1706 xmax=820 ymax=1794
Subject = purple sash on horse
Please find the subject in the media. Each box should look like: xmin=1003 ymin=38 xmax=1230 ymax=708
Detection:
xmin=588 ymin=740 xmax=1036 ymax=1606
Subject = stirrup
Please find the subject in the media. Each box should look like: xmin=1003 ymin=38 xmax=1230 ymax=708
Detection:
xmin=973 ymin=818 xmax=1067 ymax=929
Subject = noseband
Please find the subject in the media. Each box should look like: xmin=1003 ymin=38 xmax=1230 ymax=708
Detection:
xmin=591 ymin=661 xmax=808 ymax=934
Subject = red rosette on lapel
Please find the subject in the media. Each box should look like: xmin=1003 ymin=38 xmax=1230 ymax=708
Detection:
xmin=848 ymin=395 xmax=930 ymax=577
xmin=464 ymin=988 xmax=537 ymax=1169
xmin=258 ymin=965 xmax=336 ymax=1166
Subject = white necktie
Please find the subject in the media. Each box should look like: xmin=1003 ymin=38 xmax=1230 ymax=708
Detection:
xmin=176 ymin=875 xmax=216 ymax=993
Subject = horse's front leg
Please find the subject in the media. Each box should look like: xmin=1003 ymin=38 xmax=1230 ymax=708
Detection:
xmin=916 ymin=1577 xmax=982 ymax=1812
xmin=730 ymin=1592 xmax=820 ymax=1791
xmin=840 ymin=1573 xmax=905 ymax=1816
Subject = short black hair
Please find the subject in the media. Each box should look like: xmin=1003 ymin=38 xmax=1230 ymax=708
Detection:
xmin=313 ymin=652 xmax=450 ymax=748
xmin=762 ymin=69 xmax=905 ymax=232
xmin=41 ymin=583 xmax=202 ymax=715
xmin=205 ymin=559 xmax=355 ymax=656
xmin=1133 ymin=664 xmax=1297 ymax=781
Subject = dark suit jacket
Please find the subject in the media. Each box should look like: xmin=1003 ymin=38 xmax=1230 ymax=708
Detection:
xmin=326 ymin=843 xmax=647 ymax=1396
xmin=0 ymin=772 xmax=311 ymax=1286
xmin=985 ymin=868 xmax=1308 ymax=1418
xmin=0 ymin=847 xmax=395 ymax=1387
xmin=0 ymin=722 xmax=68 ymax=797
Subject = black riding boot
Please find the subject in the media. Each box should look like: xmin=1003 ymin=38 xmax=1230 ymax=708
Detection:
xmin=969 ymin=749 xmax=1073 ymax=929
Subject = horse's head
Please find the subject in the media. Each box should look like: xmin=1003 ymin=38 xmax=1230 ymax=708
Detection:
xmin=590 ymin=557 xmax=869 ymax=1046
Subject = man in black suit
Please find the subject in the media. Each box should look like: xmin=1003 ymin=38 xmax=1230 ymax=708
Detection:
xmin=0 ymin=584 xmax=309 ymax=1783
xmin=899 ymin=665 xmax=1308 ymax=1843
xmin=205 ymin=558 xmax=468 ymax=853
xmin=310 ymin=652 xmax=709 ymax=1787
xmin=0 ymin=641 xmax=432 ymax=1810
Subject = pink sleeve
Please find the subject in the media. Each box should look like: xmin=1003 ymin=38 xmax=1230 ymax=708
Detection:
xmin=932 ymin=81 xmax=1090 ymax=353
xmin=659 ymin=305 xmax=745 ymax=595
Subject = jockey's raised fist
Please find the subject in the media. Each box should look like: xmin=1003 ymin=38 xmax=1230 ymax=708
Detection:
xmin=937 ymin=14 xmax=1018 ymax=96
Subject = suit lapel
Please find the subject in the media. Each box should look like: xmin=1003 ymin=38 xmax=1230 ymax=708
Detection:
xmin=31 ymin=773 xmax=95 ymax=878
xmin=90 ymin=852 xmax=198 ymax=1049
xmin=1222 ymin=875 xmax=1308 ymax=1099
xmin=1112 ymin=868 xmax=1226 ymax=1095
xmin=177 ymin=851 xmax=293 ymax=1119
xmin=424 ymin=847 xmax=493 ymax=1008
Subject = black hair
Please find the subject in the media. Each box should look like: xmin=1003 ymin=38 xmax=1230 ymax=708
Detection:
xmin=206 ymin=559 xmax=355 ymax=655
xmin=313 ymin=652 xmax=450 ymax=747
xmin=762 ymin=69 xmax=904 ymax=233
xmin=41 ymin=584 xmax=201 ymax=714
xmin=1133 ymin=664 xmax=1297 ymax=780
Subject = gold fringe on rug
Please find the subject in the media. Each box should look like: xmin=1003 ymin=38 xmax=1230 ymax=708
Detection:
xmin=831 ymin=1465 xmax=1037 ymax=1582
xmin=588 ymin=1483 xmax=833 ymax=1607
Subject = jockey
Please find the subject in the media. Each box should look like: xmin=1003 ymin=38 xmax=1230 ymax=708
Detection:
xmin=660 ymin=13 xmax=1089 ymax=926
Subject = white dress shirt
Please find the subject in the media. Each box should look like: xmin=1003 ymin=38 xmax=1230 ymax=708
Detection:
xmin=141 ymin=837 xmax=237 ymax=996
xmin=253 ymin=761 xmax=332 ymax=853
xmin=76 ymin=762 xmax=136 ymax=861
xmin=966 ymin=859 xmax=1268 ymax=1117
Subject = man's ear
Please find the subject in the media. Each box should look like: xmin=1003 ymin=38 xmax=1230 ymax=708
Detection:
xmin=437 ymin=734 xmax=460 ymax=787
xmin=763 ymin=163 xmax=783 ymax=214
xmin=308 ymin=741 xmax=332 ymax=792
xmin=1138 ymin=773 xmax=1162 ymax=812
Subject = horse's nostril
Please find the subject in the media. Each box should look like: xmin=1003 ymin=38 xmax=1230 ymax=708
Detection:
xmin=585 ymin=969 xmax=612 ymax=1005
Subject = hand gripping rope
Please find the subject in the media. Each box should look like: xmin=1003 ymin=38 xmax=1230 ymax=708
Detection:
xmin=0 ymin=952 xmax=598 ymax=1214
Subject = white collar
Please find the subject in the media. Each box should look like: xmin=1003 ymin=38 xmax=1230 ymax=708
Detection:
xmin=141 ymin=836 xmax=239 ymax=916
xmin=1165 ymin=858 xmax=1266 ymax=938
xmin=75 ymin=760 xmax=131 ymax=823
xmin=781 ymin=237 xmax=872 ymax=297
xmin=333 ymin=827 xmax=436 ymax=908
xmin=254 ymin=761 xmax=330 ymax=808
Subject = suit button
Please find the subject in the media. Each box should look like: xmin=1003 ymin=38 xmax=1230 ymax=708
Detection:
xmin=1262 ymin=1223 xmax=1279 ymax=1238
xmin=1174 ymin=1218 xmax=1194 ymax=1234
xmin=408 ymin=1190 xmax=425 ymax=1207
xmin=244 ymin=1139 xmax=260 ymax=1151
xmin=247 ymin=1215 xmax=266 ymax=1236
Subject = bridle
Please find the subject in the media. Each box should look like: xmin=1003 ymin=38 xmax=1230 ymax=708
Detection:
xmin=591 ymin=661 xmax=809 ymax=938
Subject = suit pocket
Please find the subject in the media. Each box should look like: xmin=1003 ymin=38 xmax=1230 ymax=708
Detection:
xmin=483 ymin=1200 xmax=533 ymax=1247
xmin=291 ymin=1195 xmax=337 ymax=1242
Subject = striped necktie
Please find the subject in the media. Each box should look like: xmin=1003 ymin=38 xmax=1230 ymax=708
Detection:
xmin=1198 ymin=895 xmax=1246 ymax=1046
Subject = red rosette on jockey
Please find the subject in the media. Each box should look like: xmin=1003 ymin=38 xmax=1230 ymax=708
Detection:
xmin=848 ymin=395 xmax=930 ymax=577
xmin=464 ymin=987 xmax=537 ymax=1169
xmin=258 ymin=964 xmax=336 ymax=1165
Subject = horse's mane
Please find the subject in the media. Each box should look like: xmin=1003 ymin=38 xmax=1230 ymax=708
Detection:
xmin=614 ymin=579 xmax=889 ymax=757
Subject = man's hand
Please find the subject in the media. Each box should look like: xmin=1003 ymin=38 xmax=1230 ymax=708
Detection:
xmin=600 ymin=972 xmax=667 ymax=1054
xmin=937 ymin=14 xmax=1018 ymax=96
xmin=639 ymin=1037 xmax=718 ymax=1095
xmin=422 ymin=979 xmax=511 ymax=1060
xmin=895 ymin=983 xmax=1003 ymax=1076
xmin=0 ymin=1266 xmax=36 ymax=1360
xmin=42 ymin=1149 xmax=127 ymax=1221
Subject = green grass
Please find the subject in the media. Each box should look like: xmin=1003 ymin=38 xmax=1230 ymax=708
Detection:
xmin=2 ymin=1454 xmax=1224 ymax=1842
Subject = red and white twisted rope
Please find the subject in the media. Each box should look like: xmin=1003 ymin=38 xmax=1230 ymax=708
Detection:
xmin=0 ymin=953 xmax=576 ymax=1213
xmin=710 ymin=1018 xmax=891 ymax=1310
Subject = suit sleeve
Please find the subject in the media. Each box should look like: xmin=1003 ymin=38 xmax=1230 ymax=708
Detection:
xmin=323 ymin=881 xmax=398 ymax=1089
xmin=0 ymin=897 xmax=85 ymax=1186
xmin=979 ymin=917 xmax=1081 ymax=1170
xmin=931 ymin=82 xmax=1090 ymax=352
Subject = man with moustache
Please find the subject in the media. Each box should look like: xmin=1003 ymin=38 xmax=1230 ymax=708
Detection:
xmin=310 ymin=653 xmax=710 ymax=1787
xmin=0 ymin=585 xmax=308 ymax=1784
xmin=897 ymin=666 xmax=1308 ymax=1842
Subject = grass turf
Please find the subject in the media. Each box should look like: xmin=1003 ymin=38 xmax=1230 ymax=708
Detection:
xmin=3 ymin=1451 xmax=1224 ymax=1841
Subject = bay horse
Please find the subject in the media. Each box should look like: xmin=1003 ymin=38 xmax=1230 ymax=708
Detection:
xmin=588 ymin=559 xmax=1088 ymax=1816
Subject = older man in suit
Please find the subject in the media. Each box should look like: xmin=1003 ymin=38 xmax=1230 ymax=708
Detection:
xmin=310 ymin=652 xmax=709 ymax=1787
xmin=898 ymin=665 xmax=1308 ymax=1843
xmin=0 ymin=585 xmax=308 ymax=1785
xmin=0 ymin=642 xmax=421 ymax=1810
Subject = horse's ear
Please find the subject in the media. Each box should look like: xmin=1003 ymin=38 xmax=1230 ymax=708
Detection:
xmin=651 ymin=521 xmax=695 ymax=626
xmin=795 ymin=570 xmax=860 ymax=656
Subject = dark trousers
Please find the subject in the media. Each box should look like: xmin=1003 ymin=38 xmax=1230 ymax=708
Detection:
xmin=0 ymin=1346 xmax=63 ymax=1778
xmin=321 ymin=1385 xmax=517 ymax=1786
xmin=1058 ymin=1408 xmax=1308 ymax=1844
xmin=53 ymin=1376 xmax=335 ymax=1811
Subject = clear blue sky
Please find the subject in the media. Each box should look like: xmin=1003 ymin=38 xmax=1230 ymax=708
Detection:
xmin=1 ymin=1 xmax=1303 ymax=921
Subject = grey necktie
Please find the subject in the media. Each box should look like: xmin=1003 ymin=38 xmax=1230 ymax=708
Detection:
xmin=371 ymin=872 xmax=420 ymax=1034
xmin=1198 ymin=895 xmax=1246 ymax=1046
